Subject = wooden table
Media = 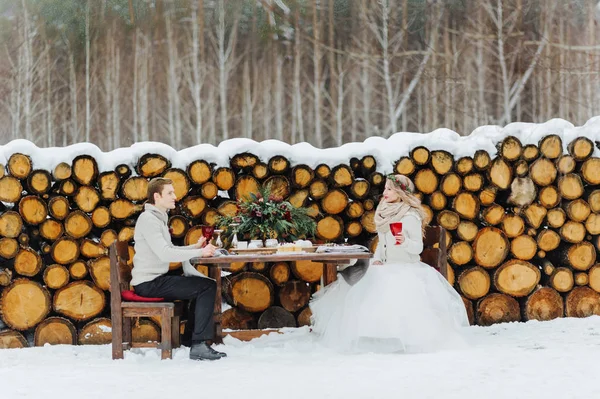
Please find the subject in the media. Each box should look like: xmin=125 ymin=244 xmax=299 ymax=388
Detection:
xmin=190 ymin=251 xmax=372 ymax=343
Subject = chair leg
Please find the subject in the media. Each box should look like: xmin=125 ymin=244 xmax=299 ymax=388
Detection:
xmin=171 ymin=315 xmax=181 ymax=348
xmin=122 ymin=316 xmax=132 ymax=350
xmin=112 ymin=311 xmax=124 ymax=360
xmin=160 ymin=309 xmax=173 ymax=360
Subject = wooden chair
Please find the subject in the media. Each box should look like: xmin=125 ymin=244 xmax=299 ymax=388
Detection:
xmin=420 ymin=225 xmax=448 ymax=280
xmin=109 ymin=241 xmax=182 ymax=360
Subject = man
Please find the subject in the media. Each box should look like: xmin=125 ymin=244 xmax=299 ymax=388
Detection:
xmin=131 ymin=177 xmax=226 ymax=361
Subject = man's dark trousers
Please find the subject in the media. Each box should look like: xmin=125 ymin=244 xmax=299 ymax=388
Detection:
xmin=134 ymin=275 xmax=216 ymax=343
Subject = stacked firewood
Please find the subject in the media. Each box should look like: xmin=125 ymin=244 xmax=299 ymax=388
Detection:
xmin=2 ymin=134 xmax=600 ymax=349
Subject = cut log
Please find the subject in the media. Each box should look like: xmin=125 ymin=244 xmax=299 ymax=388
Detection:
xmin=249 ymin=262 xmax=268 ymax=272
xmin=7 ymin=153 xmax=32 ymax=179
xmin=0 ymin=279 xmax=51 ymax=330
xmin=345 ymin=220 xmax=363 ymax=237
xmin=297 ymin=307 xmax=312 ymax=327
xmin=565 ymin=286 xmax=600 ymax=318
xmin=291 ymin=260 xmax=323 ymax=283
xmin=51 ymin=237 xmax=80 ymax=265
xmin=315 ymin=164 xmax=331 ymax=179
xmin=221 ymin=308 xmax=255 ymax=330
xmin=350 ymin=179 xmax=370 ymax=200
xmin=43 ymin=264 xmax=70 ymax=289
xmin=410 ymin=146 xmax=430 ymax=165
xmin=557 ymin=155 xmax=576 ymax=175
xmin=18 ymin=195 xmax=48 ymax=226
xmin=455 ymin=156 xmax=474 ymax=176
xmin=345 ymin=201 xmax=365 ymax=219
xmin=234 ymin=175 xmax=260 ymax=201
xmin=231 ymin=153 xmax=260 ymax=172
xmin=458 ymin=266 xmax=491 ymax=299
xmin=91 ymin=206 xmax=111 ymax=229
xmin=558 ymin=173 xmax=584 ymax=200
xmin=452 ymin=192 xmax=479 ymax=220
xmin=88 ymin=256 xmax=111 ymax=290
xmin=394 ymin=157 xmax=416 ymax=176
xmin=479 ymin=186 xmax=497 ymax=206
xmin=541 ymin=260 xmax=555 ymax=276
xmin=53 ymin=281 xmax=105 ymax=321
xmin=549 ymin=267 xmax=574 ymax=293
xmin=257 ymin=306 xmax=296 ymax=329
xmin=309 ymin=179 xmax=329 ymax=200
xmin=428 ymin=191 xmax=447 ymax=211
xmin=212 ymin=167 xmax=236 ymax=191
xmin=488 ymin=158 xmax=513 ymax=190
xmin=80 ymin=239 xmax=107 ymax=258
xmin=0 ymin=211 xmax=23 ymax=239
xmin=69 ymin=260 xmax=88 ymax=280
xmin=498 ymin=136 xmax=522 ymax=161
xmin=225 ymin=272 xmax=274 ymax=313
xmin=100 ymin=230 xmax=117 ymax=248
xmin=493 ymin=259 xmax=540 ymax=297
xmin=48 ymin=196 xmax=70 ymax=220
xmin=563 ymin=241 xmax=596 ymax=271
xmin=360 ymin=210 xmax=376 ymax=234
xmin=288 ymin=164 xmax=313 ymax=189
xmin=269 ymin=262 xmax=291 ymax=285
xmin=73 ymin=186 xmax=100 ymax=213
xmin=98 ymin=171 xmax=120 ymax=201
xmin=264 ymin=175 xmax=291 ymax=200
xmin=537 ymin=229 xmax=561 ymax=252
xmin=521 ymin=144 xmax=540 ymax=162
xmin=539 ymin=135 xmax=562 ymax=159
xmin=559 ymin=221 xmax=586 ymax=243
xmin=581 ymin=157 xmax=600 ymax=185
xmin=456 ymin=221 xmax=478 ymax=242
xmin=510 ymin=235 xmax=537 ymax=260
xmin=78 ymin=317 xmax=112 ymax=345
xmin=413 ymin=169 xmax=438 ymax=194
xmin=482 ymin=204 xmax=505 ymax=226
xmin=187 ymin=160 xmax=212 ymax=185
xmin=514 ymin=160 xmax=529 ymax=177
xmin=200 ymin=182 xmax=218 ymax=200
xmin=115 ymin=164 xmax=131 ymax=179
xmin=501 ymin=214 xmax=525 ymax=238
xmin=448 ymin=241 xmax=473 ymax=266
xmin=360 ymin=155 xmax=377 ymax=176
xmin=368 ymin=172 xmax=385 ymax=188
xmin=64 ymin=210 xmax=93 ymax=239
xmin=109 ymin=199 xmax=143 ymax=220
xmin=168 ymin=215 xmax=188 ymax=239
xmin=201 ymin=208 xmax=220 ymax=226
xmin=58 ymin=179 xmax=78 ymax=196
xmin=136 ymin=154 xmax=170 ymax=178
xmin=121 ymin=177 xmax=148 ymax=202
xmin=436 ymin=210 xmax=460 ymax=231
xmin=440 ymin=173 xmax=462 ymax=197
xmin=316 ymin=215 xmax=344 ymax=241
xmin=585 ymin=213 xmax=600 ymax=235
xmin=472 ymin=227 xmax=510 ymax=269
xmin=71 ymin=155 xmax=99 ymax=186
xmin=0 ymin=330 xmax=28 ymax=349
xmin=507 ymin=177 xmax=536 ymax=208
xmin=463 ymin=173 xmax=484 ymax=192
xmin=530 ymin=157 xmax=557 ymax=187
xmin=163 ymin=168 xmax=190 ymax=200
xmin=132 ymin=319 xmax=160 ymax=343
xmin=180 ymin=196 xmax=207 ymax=219
xmin=17 ymin=233 xmax=29 ymax=247
xmin=524 ymin=287 xmax=563 ymax=322
xmin=546 ymin=208 xmax=566 ymax=228
xmin=0 ymin=267 xmax=13 ymax=286
xmin=34 ymin=316 xmax=77 ymax=346
xmin=522 ymin=203 xmax=546 ymax=229
xmin=267 ymin=155 xmax=290 ymax=175
xmin=0 ymin=238 xmax=19 ymax=259
xmin=0 ymin=176 xmax=23 ymax=203
xmin=53 ymin=162 xmax=72 ymax=181
xmin=430 ymin=150 xmax=454 ymax=175
xmin=476 ymin=293 xmax=520 ymax=326
xmin=588 ymin=189 xmax=600 ymax=213
xmin=575 ymin=272 xmax=589 ymax=286
xmin=27 ymin=170 xmax=52 ymax=195
xmin=330 ymin=164 xmax=354 ymax=188
xmin=473 ymin=150 xmax=491 ymax=171
xmin=14 ymin=247 xmax=43 ymax=277
xmin=565 ymin=199 xmax=591 ymax=222
xmin=589 ymin=265 xmax=600 ymax=293
xmin=278 ymin=280 xmax=311 ymax=313
xmin=321 ymin=189 xmax=349 ymax=215
xmin=567 ymin=136 xmax=594 ymax=161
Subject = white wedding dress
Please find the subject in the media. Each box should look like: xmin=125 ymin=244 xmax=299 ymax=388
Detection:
xmin=309 ymin=209 xmax=470 ymax=354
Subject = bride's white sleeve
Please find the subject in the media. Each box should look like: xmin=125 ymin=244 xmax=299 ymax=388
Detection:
xmin=401 ymin=215 xmax=423 ymax=255
xmin=372 ymin=232 xmax=383 ymax=263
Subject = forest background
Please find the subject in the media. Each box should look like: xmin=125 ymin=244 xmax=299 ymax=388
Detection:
xmin=1 ymin=0 xmax=599 ymax=150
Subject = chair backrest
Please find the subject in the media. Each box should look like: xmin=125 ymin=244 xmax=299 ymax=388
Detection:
xmin=109 ymin=241 xmax=132 ymax=306
xmin=420 ymin=225 xmax=448 ymax=280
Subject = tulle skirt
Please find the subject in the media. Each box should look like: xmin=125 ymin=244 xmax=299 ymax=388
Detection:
xmin=309 ymin=260 xmax=471 ymax=354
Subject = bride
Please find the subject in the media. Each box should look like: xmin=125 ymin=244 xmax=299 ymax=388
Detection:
xmin=309 ymin=174 xmax=470 ymax=353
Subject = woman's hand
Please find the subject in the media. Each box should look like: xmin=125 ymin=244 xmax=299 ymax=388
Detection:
xmin=201 ymin=243 xmax=217 ymax=257
xmin=372 ymin=260 xmax=383 ymax=265
xmin=394 ymin=232 xmax=405 ymax=245
xmin=193 ymin=236 xmax=207 ymax=249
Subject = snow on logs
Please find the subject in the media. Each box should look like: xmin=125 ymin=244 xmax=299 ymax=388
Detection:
xmin=3 ymin=133 xmax=600 ymax=348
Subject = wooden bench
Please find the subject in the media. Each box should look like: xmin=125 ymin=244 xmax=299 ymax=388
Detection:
xmin=421 ymin=225 xmax=448 ymax=279
xmin=109 ymin=241 xmax=182 ymax=360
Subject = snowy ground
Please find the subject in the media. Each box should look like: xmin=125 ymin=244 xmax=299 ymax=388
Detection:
xmin=1 ymin=317 xmax=600 ymax=399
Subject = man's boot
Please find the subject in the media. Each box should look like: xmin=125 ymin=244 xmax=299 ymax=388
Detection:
xmin=189 ymin=342 xmax=225 ymax=361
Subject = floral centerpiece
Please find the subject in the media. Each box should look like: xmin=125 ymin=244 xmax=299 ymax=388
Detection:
xmin=215 ymin=185 xmax=317 ymax=243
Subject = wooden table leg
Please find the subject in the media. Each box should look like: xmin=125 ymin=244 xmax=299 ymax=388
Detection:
xmin=323 ymin=263 xmax=337 ymax=286
xmin=209 ymin=264 xmax=224 ymax=344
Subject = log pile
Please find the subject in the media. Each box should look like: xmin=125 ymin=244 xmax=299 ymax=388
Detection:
xmin=2 ymin=134 xmax=600 ymax=348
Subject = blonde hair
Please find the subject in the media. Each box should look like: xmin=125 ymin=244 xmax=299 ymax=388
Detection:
xmin=385 ymin=174 xmax=428 ymax=233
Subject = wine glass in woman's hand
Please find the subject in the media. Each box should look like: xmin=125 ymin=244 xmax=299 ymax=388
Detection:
xmin=390 ymin=222 xmax=403 ymax=245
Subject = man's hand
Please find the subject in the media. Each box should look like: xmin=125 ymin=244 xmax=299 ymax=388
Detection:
xmin=193 ymin=236 xmax=207 ymax=249
xmin=201 ymin=243 xmax=217 ymax=257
